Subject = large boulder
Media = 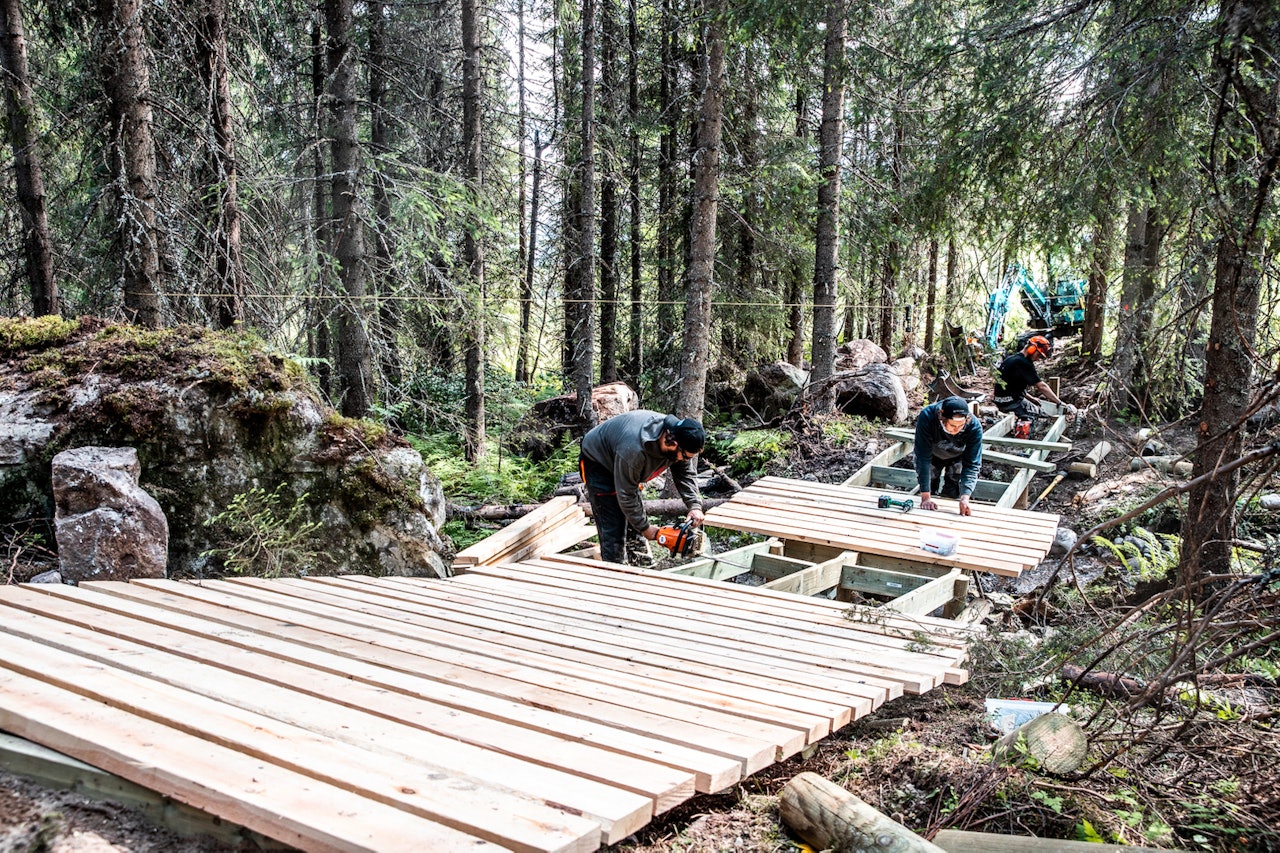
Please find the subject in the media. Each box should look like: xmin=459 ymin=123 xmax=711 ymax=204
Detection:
xmin=53 ymin=446 xmax=168 ymax=582
xmin=835 ymin=339 xmax=888 ymax=372
xmin=743 ymin=362 xmax=809 ymax=421
xmin=0 ymin=317 xmax=450 ymax=580
xmin=829 ymin=363 xmax=909 ymax=423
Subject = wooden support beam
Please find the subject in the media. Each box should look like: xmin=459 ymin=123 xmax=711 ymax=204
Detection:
xmin=884 ymin=569 xmax=965 ymax=617
xmin=981 ymin=449 xmax=1056 ymax=473
xmin=842 ymin=441 xmax=909 ymax=487
xmin=780 ymin=771 xmax=946 ymax=853
xmin=760 ymin=552 xmax=857 ymax=597
xmin=883 ymin=428 xmax=1070 ymax=453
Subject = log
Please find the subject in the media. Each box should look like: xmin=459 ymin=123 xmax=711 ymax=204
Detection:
xmin=991 ymin=712 xmax=1086 ymax=775
xmin=1067 ymin=440 xmax=1112 ymax=479
xmin=1128 ymin=456 xmax=1193 ymax=477
xmin=779 ymin=771 xmax=945 ymax=853
xmin=1061 ymin=663 xmax=1145 ymax=698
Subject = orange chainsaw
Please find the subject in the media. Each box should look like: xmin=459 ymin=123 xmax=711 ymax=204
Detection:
xmin=654 ymin=519 xmax=702 ymax=557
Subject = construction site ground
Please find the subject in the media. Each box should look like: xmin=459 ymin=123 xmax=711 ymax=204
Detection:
xmin=4 ymin=358 xmax=1277 ymax=852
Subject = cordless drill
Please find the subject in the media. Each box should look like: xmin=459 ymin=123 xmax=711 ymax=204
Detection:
xmin=655 ymin=519 xmax=701 ymax=557
xmin=877 ymin=494 xmax=914 ymax=513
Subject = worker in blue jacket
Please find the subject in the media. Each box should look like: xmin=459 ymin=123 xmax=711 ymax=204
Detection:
xmin=914 ymin=396 xmax=983 ymax=516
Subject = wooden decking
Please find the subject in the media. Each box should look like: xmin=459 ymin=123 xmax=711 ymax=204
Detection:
xmin=704 ymin=476 xmax=1060 ymax=577
xmin=0 ymin=560 xmax=971 ymax=852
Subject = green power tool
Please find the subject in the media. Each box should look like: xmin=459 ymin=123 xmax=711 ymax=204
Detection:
xmin=877 ymin=494 xmax=914 ymax=513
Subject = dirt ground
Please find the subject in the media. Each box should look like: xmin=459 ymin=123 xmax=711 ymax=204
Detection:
xmin=3 ymin=352 xmax=1277 ymax=852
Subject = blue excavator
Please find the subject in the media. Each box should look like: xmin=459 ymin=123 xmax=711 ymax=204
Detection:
xmin=983 ymin=263 xmax=1087 ymax=351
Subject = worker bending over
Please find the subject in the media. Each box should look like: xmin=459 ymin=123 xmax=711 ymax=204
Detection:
xmin=915 ymin=396 xmax=983 ymax=516
xmin=993 ymin=335 xmax=1077 ymax=424
xmin=579 ymin=410 xmax=705 ymax=566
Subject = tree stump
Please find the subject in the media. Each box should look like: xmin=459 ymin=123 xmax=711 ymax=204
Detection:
xmin=991 ymin=712 xmax=1086 ymax=775
xmin=779 ymin=771 xmax=945 ymax=853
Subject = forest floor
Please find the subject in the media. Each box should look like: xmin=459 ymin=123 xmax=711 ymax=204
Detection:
xmin=3 ymin=355 xmax=1278 ymax=853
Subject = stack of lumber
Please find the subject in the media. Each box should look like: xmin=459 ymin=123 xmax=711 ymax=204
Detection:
xmin=0 ymin=563 xmax=971 ymax=851
xmin=704 ymin=476 xmax=1059 ymax=577
xmin=453 ymin=495 xmax=595 ymax=569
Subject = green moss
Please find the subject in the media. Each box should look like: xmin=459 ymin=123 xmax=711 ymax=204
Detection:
xmin=338 ymin=456 xmax=425 ymax=530
xmin=325 ymin=413 xmax=389 ymax=446
xmin=0 ymin=316 xmax=81 ymax=352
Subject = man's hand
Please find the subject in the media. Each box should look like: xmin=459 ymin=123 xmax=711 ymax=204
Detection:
xmin=687 ymin=508 xmax=705 ymax=527
xmin=958 ymin=495 xmax=972 ymax=516
xmin=920 ymin=492 xmax=938 ymax=511
xmin=1065 ymin=403 xmax=1078 ymax=417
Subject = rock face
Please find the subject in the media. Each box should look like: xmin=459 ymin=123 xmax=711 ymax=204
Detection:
xmin=835 ymin=339 xmax=888 ymax=372
xmin=508 ymin=381 xmax=641 ymax=460
xmin=53 ymin=446 xmax=168 ymax=582
xmin=0 ymin=317 xmax=450 ymax=580
xmin=743 ymin=362 xmax=809 ymax=421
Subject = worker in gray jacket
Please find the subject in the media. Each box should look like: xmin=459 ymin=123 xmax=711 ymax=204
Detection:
xmin=579 ymin=410 xmax=705 ymax=565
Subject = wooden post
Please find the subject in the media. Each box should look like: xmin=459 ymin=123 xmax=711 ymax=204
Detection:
xmin=780 ymin=772 xmax=946 ymax=853
xmin=990 ymin=713 xmax=1086 ymax=775
xmin=1067 ymin=440 xmax=1112 ymax=479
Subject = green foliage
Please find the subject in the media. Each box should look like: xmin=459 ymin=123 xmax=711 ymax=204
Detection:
xmin=410 ymin=431 xmax=577 ymax=504
xmin=818 ymin=414 xmax=880 ymax=448
xmin=709 ymin=429 xmax=792 ymax=478
xmin=1090 ymin=528 xmax=1180 ymax=581
xmin=201 ymin=485 xmax=322 ymax=578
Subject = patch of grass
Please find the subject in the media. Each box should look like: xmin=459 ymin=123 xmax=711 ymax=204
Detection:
xmin=410 ymin=431 xmax=577 ymax=504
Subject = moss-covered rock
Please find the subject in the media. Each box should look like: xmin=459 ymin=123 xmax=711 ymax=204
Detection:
xmin=0 ymin=317 xmax=450 ymax=579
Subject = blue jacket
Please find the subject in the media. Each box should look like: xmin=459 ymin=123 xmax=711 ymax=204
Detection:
xmin=914 ymin=402 xmax=983 ymax=497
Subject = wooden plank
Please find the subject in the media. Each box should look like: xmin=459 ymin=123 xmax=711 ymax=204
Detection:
xmin=450 ymin=563 xmax=965 ymax=682
xmin=882 ymin=427 xmax=1071 ymax=453
xmin=868 ymin=466 xmax=919 ymax=490
xmin=0 ymin=668 xmax=507 ymax=853
xmin=81 ymin=580 xmax=789 ymax=773
xmin=9 ymin=584 xmax=730 ymax=802
xmin=840 ymin=565 xmax=930 ymax=597
xmin=996 ymin=415 xmax=1068 ymax=509
xmin=883 ymin=569 xmax=965 ymax=617
xmin=667 ymin=541 xmax=774 ymax=581
xmin=750 ymin=553 xmax=817 ymax=581
xmin=454 ymin=496 xmax=580 ymax=567
xmin=0 ymin=630 xmax=603 ymax=853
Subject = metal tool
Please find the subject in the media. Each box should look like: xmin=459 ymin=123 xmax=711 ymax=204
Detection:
xmin=876 ymin=494 xmax=914 ymax=513
xmin=654 ymin=519 xmax=704 ymax=557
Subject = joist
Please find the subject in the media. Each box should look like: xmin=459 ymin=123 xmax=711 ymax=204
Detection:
xmin=882 ymin=427 xmax=1071 ymax=453
xmin=880 ymin=427 xmax=1058 ymax=473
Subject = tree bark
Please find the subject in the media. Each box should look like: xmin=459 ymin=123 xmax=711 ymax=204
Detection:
xmin=1081 ymin=201 xmax=1114 ymax=361
xmin=368 ymin=0 xmax=401 ymax=387
xmin=808 ymin=0 xmax=848 ymax=409
xmin=564 ymin=0 xmax=598 ymax=426
xmin=98 ymin=0 xmax=163 ymax=328
xmin=308 ymin=11 xmax=333 ymax=399
xmin=194 ymin=0 xmax=245 ymax=329
xmin=625 ymin=0 xmax=643 ymax=383
xmin=780 ymin=772 xmax=945 ymax=853
xmin=1179 ymin=0 xmax=1277 ymax=586
xmin=515 ymin=0 xmax=531 ymax=385
xmin=0 ymin=0 xmax=58 ymax=316
xmin=675 ymin=0 xmax=724 ymax=420
xmin=461 ymin=0 xmax=486 ymax=460
xmin=598 ymin=0 xmax=620 ymax=384
xmin=924 ymin=239 xmax=938 ymax=351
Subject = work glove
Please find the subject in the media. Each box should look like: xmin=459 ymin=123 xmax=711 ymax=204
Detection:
xmin=1065 ymin=403 xmax=1078 ymax=417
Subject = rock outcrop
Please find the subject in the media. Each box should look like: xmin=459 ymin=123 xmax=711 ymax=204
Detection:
xmin=0 ymin=317 xmax=450 ymax=580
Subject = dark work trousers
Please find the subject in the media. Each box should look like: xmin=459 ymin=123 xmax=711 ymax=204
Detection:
xmin=928 ymin=457 xmax=963 ymax=499
xmin=579 ymin=455 xmax=648 ymax=565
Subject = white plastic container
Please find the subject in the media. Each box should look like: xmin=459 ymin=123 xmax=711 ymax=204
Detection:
xmin=919 ymin=527 xmax=959 ymax=556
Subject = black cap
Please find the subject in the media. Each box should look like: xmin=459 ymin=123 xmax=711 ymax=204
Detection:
xmin=941 ymin=397 xmax=969 ymax=418
xmin=666 ymin=416 xmax=706 ymax=453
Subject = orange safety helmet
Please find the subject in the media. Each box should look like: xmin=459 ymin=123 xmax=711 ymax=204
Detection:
xmin=1024 ymin=335 xmax=1051 ymax=359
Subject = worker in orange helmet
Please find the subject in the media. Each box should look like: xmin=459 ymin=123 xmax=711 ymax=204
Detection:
xmin=993 ymin=335 xmax=1077 ymax=434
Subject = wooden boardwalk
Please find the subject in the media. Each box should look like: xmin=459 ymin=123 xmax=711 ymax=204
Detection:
xmin=0 ymin=561 xmax=971 ymax=852
xmin=704 ymin=476 xmax=1061 ymax=577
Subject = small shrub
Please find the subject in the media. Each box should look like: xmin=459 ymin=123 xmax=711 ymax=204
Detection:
xmin=202 ymin=485 xmax=322 ymax=578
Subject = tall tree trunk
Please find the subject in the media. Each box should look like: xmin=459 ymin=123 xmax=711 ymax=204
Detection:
xmin=99 ymin=0 xmax=163 ymax=328
xmin=194 ymin=0 xmax=245 ymax=328
xmin=520 ymin=133 xmax=545 ymax=384
xmin=325 ymin=0 xmax=374 ymax=416
xmin=1081 ymin=201 xmax=1115 ymax=361
xmin=878 ymin=121 xmax=904 ymax=354
xmin=515 ymin=0 xmax=531 ymax=384
xmin=0 ymin=0 xmax=57 ymax=316
xmin=653 ymin=0 xmax=681 ymax=374
xmin=1179 ymin=0 xmax=1278 ymax=586
xmin=787 ymin=260 xmax=805 ymax=367
xmin=808 ymin=0 xmax=847 ymax=410
xmin=626 ymin=0 xmax=643 ymax=382
xmin=461 ymin=0 xmax=486 ymax=460
xmin=943 ymin=236 xmax=958 ymax=336
xmin=924 ymin=239 xmax=938 ymax=351
xmin=308 ymin=12 xmax=332 ymax=398
xmin=674 ymin=0 xmax=724 ymax=420
xmin=598 ymin=0 xmax=620 ymax=383
xmin=565 ymin=0 xmax=598 ymax=424
xmin=1113 ymin=201 xmax=1146 ymax=405
xmin=368 ymin=0 xmax=400 ymax=387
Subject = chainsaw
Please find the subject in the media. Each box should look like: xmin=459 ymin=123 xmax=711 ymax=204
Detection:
xmin=654 ymin=519 xmax=705 ymax=557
